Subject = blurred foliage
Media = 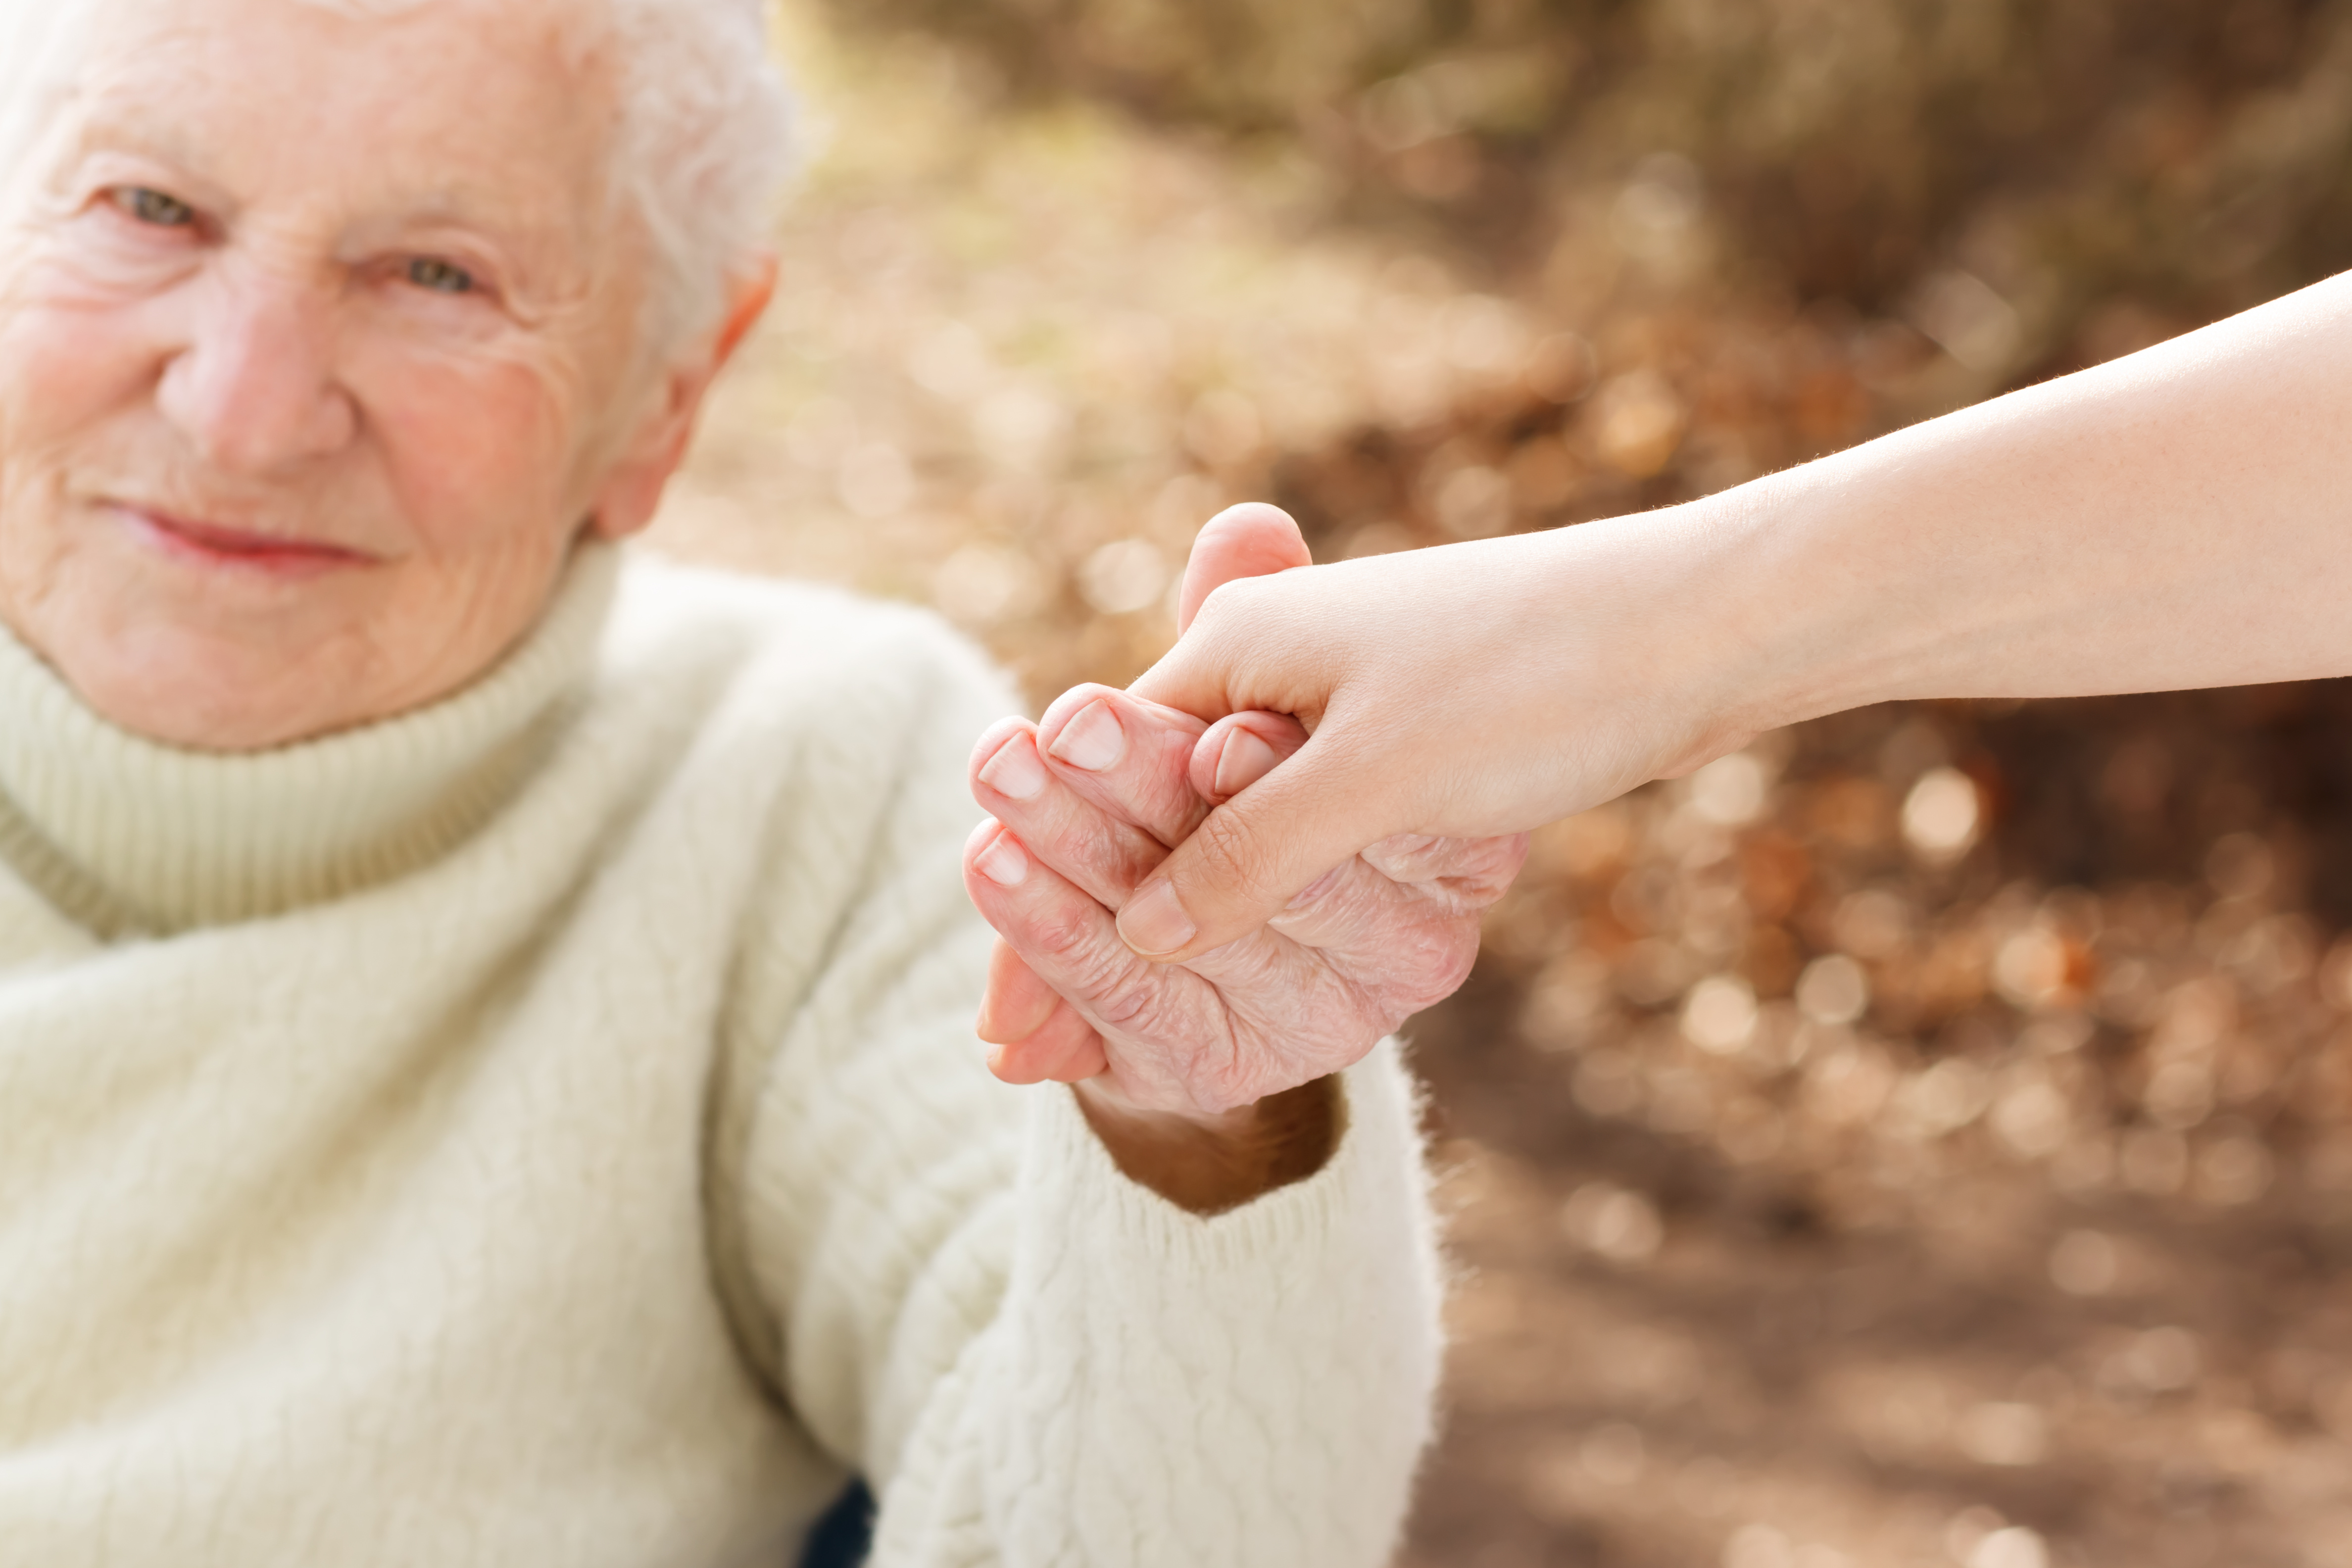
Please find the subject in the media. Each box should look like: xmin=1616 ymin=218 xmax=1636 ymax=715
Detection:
xmin=818 ymin=0 xmax=2352 ymax=328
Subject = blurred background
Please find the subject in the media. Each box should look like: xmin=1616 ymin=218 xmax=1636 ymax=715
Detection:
xmin=659 ymin=3 xmax=2352 ymax=1564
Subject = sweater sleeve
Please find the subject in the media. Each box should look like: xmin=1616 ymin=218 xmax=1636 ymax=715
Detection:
xmin=713 ymin=612 xmax=1446 ymax=1568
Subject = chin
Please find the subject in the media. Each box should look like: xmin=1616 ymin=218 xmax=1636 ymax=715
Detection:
xmin=52 ymin=624 xmax=377 ymax=754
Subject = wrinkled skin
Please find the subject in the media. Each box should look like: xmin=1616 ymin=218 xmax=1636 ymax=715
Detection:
xmin=962 ymin=511 xmax=1529 ymax=1121
xmin=0 ymin=0 xmax=768 ymax=751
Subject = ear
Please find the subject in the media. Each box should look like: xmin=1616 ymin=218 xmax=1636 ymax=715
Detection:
xmin=585 ymin=253 xmax=779 ymax=541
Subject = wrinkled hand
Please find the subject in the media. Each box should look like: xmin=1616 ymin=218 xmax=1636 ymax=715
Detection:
xmin=964 ymin=505 xmax=1531 ymax=1127
xmin=963 ymin=683 xmax=1526 ymax=1119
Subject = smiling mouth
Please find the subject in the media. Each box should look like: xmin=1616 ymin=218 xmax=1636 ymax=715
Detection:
xmin=113 ymin=504 xmax=375 ymax=575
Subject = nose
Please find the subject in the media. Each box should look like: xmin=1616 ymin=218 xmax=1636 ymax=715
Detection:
xmin=156 ymin=264 xmax=358 ymax=474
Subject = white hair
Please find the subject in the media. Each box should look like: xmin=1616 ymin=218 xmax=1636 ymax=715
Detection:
xmin=0 ymin=0 xmax=797 ymax=355
xmin=594 ymin=0 xmax=798 ymax=350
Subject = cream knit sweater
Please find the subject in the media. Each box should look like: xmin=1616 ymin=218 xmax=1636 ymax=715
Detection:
xmin=0 ymin=544 xmax=1444 ymax=1568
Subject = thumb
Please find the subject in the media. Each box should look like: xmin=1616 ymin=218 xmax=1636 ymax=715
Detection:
xmin=1133 ymin=503 xmax=1317 ymax=725
xmin=1176 ymin=502 xmax=1312 ymax=634
xmin=1113 ymin=729 xmax=1401 ymax=962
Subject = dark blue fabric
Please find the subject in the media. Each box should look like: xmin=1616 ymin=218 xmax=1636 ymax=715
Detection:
xmin=799 ymin=1479 xmax=875 ymax=1568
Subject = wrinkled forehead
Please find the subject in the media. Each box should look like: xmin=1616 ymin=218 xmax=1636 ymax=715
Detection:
xmin=0 ymin=1 xmax=92 ymax=188
xmin=0 ymin=0 xmax=624 ymax=239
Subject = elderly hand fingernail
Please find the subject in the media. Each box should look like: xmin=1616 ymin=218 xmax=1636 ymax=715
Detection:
xmin=1117 ymin=881 xmax=1195 ymax=957
xmin=1047 ymin=699 xmax=1125 ymax=773
xmin=979 ymin=732 xmax=1048 ymax=800
xmin=975 ymin=833 xmax=1029 ymax=887
xmin=1213 ymin=730 xmax=1281 ymax=798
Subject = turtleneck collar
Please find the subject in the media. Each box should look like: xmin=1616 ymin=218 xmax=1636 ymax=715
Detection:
xmin=0 ymin=541 xmax=620 ymax=937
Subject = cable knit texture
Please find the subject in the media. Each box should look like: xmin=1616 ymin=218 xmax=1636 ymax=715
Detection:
xmin=0 ymin=543 xmax=1444 ymax=1568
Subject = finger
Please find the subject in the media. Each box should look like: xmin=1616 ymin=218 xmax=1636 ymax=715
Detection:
xmin=1247 ymin=829 xmax=1525 ymax=970
xmin=1253 ymin=837 xmax=1528 ymax=1013
xmin=1360 ymin=830 xmax=1531 ymax=901
xmin=970 ymin=865 xmax=1112 ymax=1088
xmin=962 ymin=819 xmax=1235 ymax=1113
xmin=989 ymin=994 xmax=1110 ymax=1086
xmin=1190 ymin=711 xmax=1309 ymax=806
xmin=967 ymin=714 xmax=1035 ymax=789
xmin=1176 ymin=502 xmax=1313 ymax=634
xmin=971 ymin=808 xmax=1439 ymax=1112
xmin=1033 ymin=684 xmax=1211 ymax=849
xmin=977 ymin=936 xmax=1061 ymax=1045
xmin=1110 ymin=729 xmax=1410 ymax=963
xmin=975 ymin=724 xmax=1170 ymax=908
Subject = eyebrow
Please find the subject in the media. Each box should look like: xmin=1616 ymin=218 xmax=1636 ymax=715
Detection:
xmin=49 ymin=62 xmax=610 ymax=303
xmin=62 ymin=100 xmax=204 ymax=178
xmin=60 ymin=96 xmax=582 ymax=259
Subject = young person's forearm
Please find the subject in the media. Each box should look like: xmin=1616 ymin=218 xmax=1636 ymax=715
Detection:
xmin=1115 ymin=273 xmax=2352 ymax=959
xmin=1710 ymin=269 xmax=2352 ymax=735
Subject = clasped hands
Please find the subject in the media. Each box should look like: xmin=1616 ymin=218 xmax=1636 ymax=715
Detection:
xmin=960 ymin=509 xmax=1529 ymax=1211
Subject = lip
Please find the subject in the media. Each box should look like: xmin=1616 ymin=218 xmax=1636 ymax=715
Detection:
xmin=111 ymin=503 xmax=375 ymax=577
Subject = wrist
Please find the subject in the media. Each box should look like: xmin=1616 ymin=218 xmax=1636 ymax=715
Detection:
xmin=1072 ymin=1075 xmax=1342 ymax=1216
xmin=1688 ymin=429 xmax=2050 ymax=734
xmin=1521 ymin=499 xmax=1793 ymax=785
xmin=1645 ymin=471 xmax=1897 ymax=752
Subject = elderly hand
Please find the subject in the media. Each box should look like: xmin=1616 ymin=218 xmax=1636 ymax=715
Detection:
xmin=962 ymin=509 xmax=1527 ymax=1207
xmin=961 ymin=512 xmax=1529 ymax=1167
xmin=963 ymin=686 xmax=1525 ymax=1119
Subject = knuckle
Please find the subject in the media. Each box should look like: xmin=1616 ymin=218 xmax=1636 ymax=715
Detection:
xmin=1425 ymin=926 xmax=1482 ymax=1000
xmin=1093 ymin=982 xmax=1163 ymax=1033
xmin=1360 ymin=833 xmax=1440 ymax=881
xmin=1187 ymin=574 xmax=1283 ymax=651
xmin=1280 ymin=864 xmax=1348 ymax=914
xmin=1387 ymin=922 xmax=1482 ymax=1014
xmin=1102 ymin=829 xmax=1166 ymax=893
xmin=1189 ymin=574 xmax=1252 ymax=627
xmin=1089 ymin=965 xmax=1198 ymax=1041
xmin=1436 ymin=833 xmax=1532 ymax=907
xmin=1023 ymin=899 xmax=1099 ymax=963
xmin=1031 ymin=917 xmax=1151 ymax=1018
xmin=1493 ymin=831 xmax=1534 ymax=878
xmin=1191 ymin=807 xmax=1287 ymax=907
xmin=1192 ymin=1048 xmax=1261 ymax=1115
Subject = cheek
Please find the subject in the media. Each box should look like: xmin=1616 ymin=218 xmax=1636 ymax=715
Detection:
xmin=0 ymin=291 xmax=164 ymax=616
xmin=0 ymin=290 xmax=158 ymax=467
xmin=357 ymin=350 xmax=584 ymax=556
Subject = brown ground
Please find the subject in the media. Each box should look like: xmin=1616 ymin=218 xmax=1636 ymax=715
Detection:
xmin=664 ymin=9 xmax=2352 ymax=1562
xmin=1397 ymin=686 xmax=2352 ymax=1568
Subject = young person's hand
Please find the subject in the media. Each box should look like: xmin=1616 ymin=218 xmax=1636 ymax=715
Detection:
xmin=1115 ymin=502 xmax=1749 ymax=964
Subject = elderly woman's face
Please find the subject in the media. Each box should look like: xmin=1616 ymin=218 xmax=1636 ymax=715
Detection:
xmin=0 ymin=0 xmax=707 ymax=750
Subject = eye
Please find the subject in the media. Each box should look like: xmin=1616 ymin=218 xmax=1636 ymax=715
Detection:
xmin=110 ymin=185 xmax=195 ymax=228
xmin=404 ymin=257 xmax=476 ymax=295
